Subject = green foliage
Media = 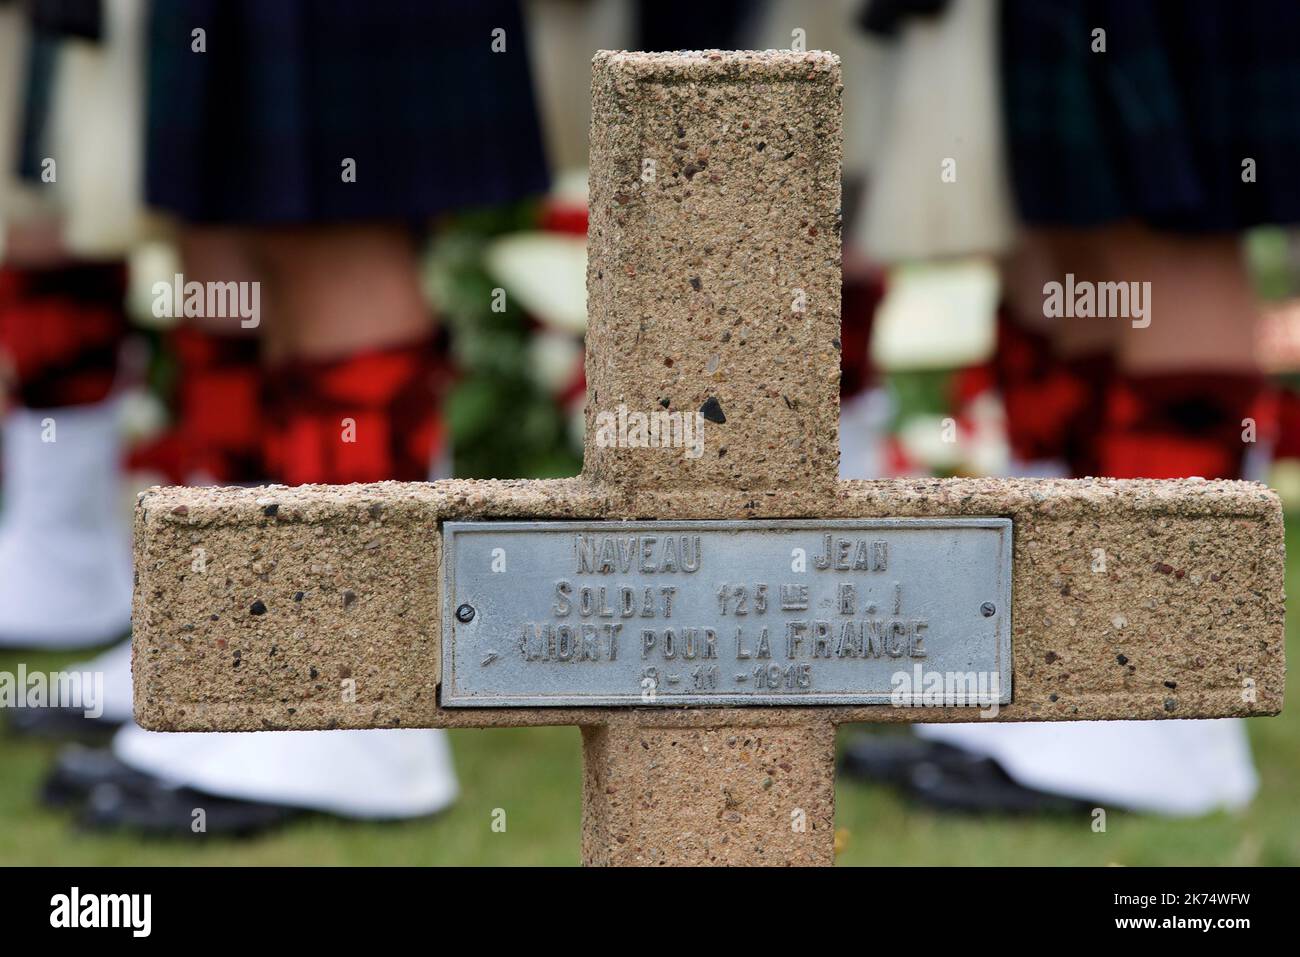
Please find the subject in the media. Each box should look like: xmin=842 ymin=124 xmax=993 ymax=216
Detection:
xmin=424 ymin=206 xmax=583 ymax=481
xmin=885 ymin=370 xmax=953 ymax=426
xmin=1245 ymin=227 xmax=1300 ymax=302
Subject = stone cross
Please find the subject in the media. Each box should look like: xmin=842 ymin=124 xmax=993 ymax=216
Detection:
xmin=132 ymin=52 xmax=1285 ymax=866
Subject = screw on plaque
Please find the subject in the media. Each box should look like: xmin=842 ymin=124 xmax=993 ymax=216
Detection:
xmin=980 ymin=602 xmax=996 ymax=617
xmin=455 ymin=603 xmax=476 ymax=623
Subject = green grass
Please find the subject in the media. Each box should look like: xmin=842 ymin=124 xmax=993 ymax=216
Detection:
xmin=2 ymin=526 xmax=1296 ymax=867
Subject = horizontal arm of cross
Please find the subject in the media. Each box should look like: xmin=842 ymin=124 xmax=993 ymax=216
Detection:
xmin=132 ymin=476 xmax=1283 ymax=732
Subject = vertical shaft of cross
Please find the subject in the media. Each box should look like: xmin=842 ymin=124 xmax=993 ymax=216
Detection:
xmin=583 ymin=50 xmax=844 ymax=496
xmin=579 ymin=50 xmax=845 ymax=865
xmin=581 ymin=717 xmax=837 ymax=866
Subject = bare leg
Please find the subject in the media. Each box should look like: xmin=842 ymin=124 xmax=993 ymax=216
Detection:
xmin=177 ymin=227 xmax=262 ymax=331
xmin=249 ymin=225 xmax=432 ymax=360
xmin=171 ymin=228 xmax=267 ymax=482
xmin=1001 ymin=227 xmax=1123 ymax=358
xmin=997 ymin=228 xmax=1120 ymax=476
xmin=2 ymin=219 xmax=68 ymax=268
xmin=246 ymin=224 xmax=444 ymax=487
xmin=1096 ymin=225 xmax=1259 ymax=374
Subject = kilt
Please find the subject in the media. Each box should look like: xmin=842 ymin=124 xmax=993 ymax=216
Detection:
xmin=1001 ymin=0 xmax=1300 ymax=232
xmin=145 ymin=0 xmax=549 ymax=225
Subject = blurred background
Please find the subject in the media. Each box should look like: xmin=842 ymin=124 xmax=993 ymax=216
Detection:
xmin=0 ymin=0 xmax=1297 ymax=864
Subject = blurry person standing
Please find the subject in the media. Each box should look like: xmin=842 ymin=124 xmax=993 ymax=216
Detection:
xmin=49 ymin=0 xmax=552 ymax=834
xmin=0 ymin=0 xmax=147 ymax=652
xmin=915 ymin=0 xmax=1295 ymax=816
xmin=841 ymin=0 xmax=1293 ymax=816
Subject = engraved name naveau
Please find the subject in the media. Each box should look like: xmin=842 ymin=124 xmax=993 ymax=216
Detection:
xmin=516 ymin=533 xmax=927 ymax=694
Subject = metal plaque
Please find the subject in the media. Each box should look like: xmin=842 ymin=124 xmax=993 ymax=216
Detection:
xmin=440 ymin=519 xmax=1011 ymax=708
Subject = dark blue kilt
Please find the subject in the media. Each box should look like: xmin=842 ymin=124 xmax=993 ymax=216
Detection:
xmin=145 ymin=0 xmax=549 ymax=225
xmin=1001 ymin=0 xmax=1300 ymax=232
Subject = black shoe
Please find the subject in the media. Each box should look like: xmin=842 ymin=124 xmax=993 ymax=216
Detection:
xmin=43 ymin=745 xmax=304 ymax=837
xmin=903 ymin=751 xmax=1096 ymax=816
xmin=839 ymin=735 xmax=973 ymax=786
xmin=840 ymin=734 xmax=1096 ymax=816
xmin=41 ymin=746 xmax=155 ymax=809
xmin=5 ymin=706 xmax=123 ymax=744
xmin=79 ymin=777 xmax=304 ymax=838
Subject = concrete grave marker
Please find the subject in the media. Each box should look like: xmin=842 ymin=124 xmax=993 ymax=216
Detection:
xmin=133 ymin=51 xmax=1285 ymax=866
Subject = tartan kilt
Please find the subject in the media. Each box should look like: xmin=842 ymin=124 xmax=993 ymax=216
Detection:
xmin=1001 ymin=0 xmax=1300 ymax=232
xmin=145 ymin=0 xmax=549 ymax=225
